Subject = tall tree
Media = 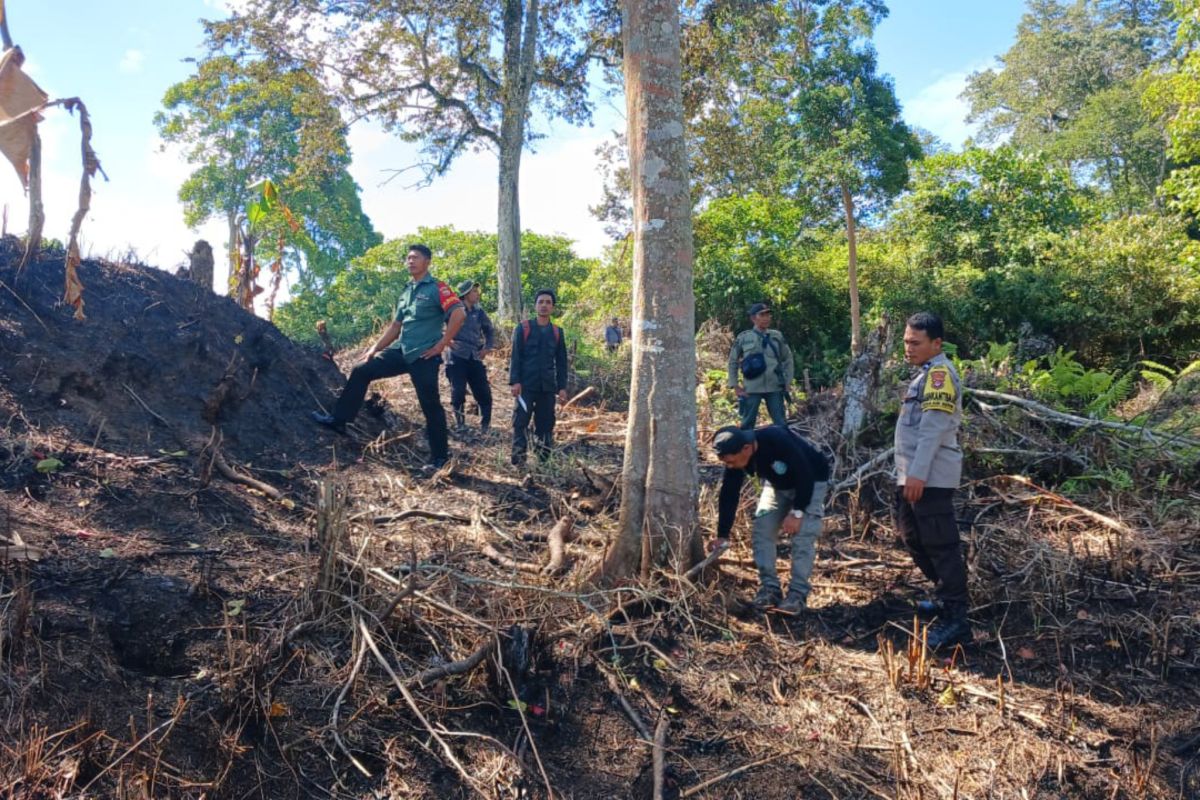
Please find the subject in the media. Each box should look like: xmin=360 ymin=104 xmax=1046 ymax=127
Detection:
xmin=155 ymin=56 xmax=379 ymax=295
xmin=681 ymin=0 xmax=919 ymax=356
xmin=964 ymin=0 xmax=1176 ymax=210
xmin=210 ymin=0 xmax=615 ymax=321
xmin=597 ymin=0 xmax=701 ymax=582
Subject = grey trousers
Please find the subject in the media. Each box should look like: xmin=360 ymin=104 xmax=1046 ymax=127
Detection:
xmin=751 ymin=480 xmax=828 ymax=599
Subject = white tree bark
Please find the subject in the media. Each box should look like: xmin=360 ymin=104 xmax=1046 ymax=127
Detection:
xmin=841 ymin=313 xmax=890 ymax=439
xmin=598 ymin=0 xmax=701 ymax=582
xmin=496 ymin=0 xmax=539 ymax=322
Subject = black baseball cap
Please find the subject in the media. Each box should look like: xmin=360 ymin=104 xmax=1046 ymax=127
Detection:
xmin=748 ymin=302 xmax=770 ymax=316
xmin=713 ymin=426 xmax=754 ymax=456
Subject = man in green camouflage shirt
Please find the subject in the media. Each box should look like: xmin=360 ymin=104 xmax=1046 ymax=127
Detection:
xmin=311 ymin=244 xmax=465 ymax=469
xmin=728 ymin=302 xmax=794 ymax=429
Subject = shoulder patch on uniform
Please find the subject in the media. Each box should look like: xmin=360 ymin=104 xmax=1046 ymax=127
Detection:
xmin=437 ymin=282 xmax=460 ymax=312
xmin=921 ymin=366 xmax=957 ymax=413
xmin=771 ymin=460 xmax=788 ymax=475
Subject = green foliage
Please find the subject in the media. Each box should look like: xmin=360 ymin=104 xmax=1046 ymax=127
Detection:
xmin=692 ymin=195 xmax=850 ymax=382
xmin=683 ymin=0 xmax=920 ymax=218
xmin=1141 ymin=359 xmax=1176 ymax=392
xmin=572 ymin=239 xmax=633 ymax=322
xmin=1012 ymin=348 xmax=1133 ymax=416
xmin=871 ymin=147 xmax=1200 ymax=361
xmin=275 ymin=227 xmax=595 ymax=346
xmin=155 ymin=56 xmax=379 ymax=289
xmin=1148 ymin=0 xmax=1200 ymax=218
xmin=964 ymin=0 xmax=1174 ymax=209
xmin=211 ymin=0 xmax=609 ymax=185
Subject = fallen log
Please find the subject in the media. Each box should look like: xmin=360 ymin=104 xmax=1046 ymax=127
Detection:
xmin=480 ymin=542 xmax=543 ymax=574
xmin=993 ymin=474 xmax=1131 ymax=534
xmin=970 ymin=388 xmax=1200 ymax=448
xmin=210 ymin=449 xmax=283 ymax=501
xmin=563 ymin=386 xmax=597 ymax=408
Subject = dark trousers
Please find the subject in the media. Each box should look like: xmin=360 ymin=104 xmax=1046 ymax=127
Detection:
xmin=332 ymin=349 xmax=449 ymax=461
xmin=445 ymin=358 xmax=492 ymax=428
xmin=894 ymin=487 xmax=969 ymax=613
xmin=512 ymin=390 xmax=556 ymax=463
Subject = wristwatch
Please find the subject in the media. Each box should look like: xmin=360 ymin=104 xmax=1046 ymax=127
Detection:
xmin=790 ymin=510 xmax=803 ymax=519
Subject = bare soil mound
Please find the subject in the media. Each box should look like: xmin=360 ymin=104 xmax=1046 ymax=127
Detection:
xmin=0 ymin=236 xmax=350 ymax=481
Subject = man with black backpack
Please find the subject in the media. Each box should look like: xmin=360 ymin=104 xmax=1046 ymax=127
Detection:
xmin=509 ymin=288 xmax=569 ymax=465
xmin=728 ymin=302 xmax=794 ymax=429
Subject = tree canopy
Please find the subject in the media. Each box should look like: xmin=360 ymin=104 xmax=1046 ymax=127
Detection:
xmin=155 ymin=56 xmax=379 ymax=292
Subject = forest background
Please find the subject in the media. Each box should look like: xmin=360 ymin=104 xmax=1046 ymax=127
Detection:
xmin=8 ymin=0 xmax=1200 ymax=404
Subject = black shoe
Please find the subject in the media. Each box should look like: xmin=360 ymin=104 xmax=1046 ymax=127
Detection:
xmin=926 ymin=616 xmax=973 ymax=650
xmin=775 ymin=592 xmax=807 ymax=615
xmin=915 ymin=598 xmax=944 ymax=617
xmin=751 ymin=586 xmax=782 ymax=610
xmin=310 ymin=411 xmax=346 ymax=434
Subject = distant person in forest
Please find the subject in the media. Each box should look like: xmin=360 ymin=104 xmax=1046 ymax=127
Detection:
xmin=604 ymin=316 xmax=622 ymax=353
xmin=727 ymin=302 xmax=794 ymax=429
xmin=309 ymin=244 xmax=464 ymax=470
xmin=893 ymin=311 xmax=971 ymax=649
xmin=711 ymin=425 xmax=830 ymax=614
xmin=445 ymin=279 xmax=495 ymax=435
xmin=509 ymin=288 xmax=568 ymax=465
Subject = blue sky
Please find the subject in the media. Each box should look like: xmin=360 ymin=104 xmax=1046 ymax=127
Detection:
xmin=0 ymin=0 xmax=1027 ymax=281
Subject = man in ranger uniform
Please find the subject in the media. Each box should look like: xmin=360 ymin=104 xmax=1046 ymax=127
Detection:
xmin=894 ymin=311 xmax=971 ymax=649
xmin=310 ymin=244 xmax=465 ymax=470
xmin=727 ymin=302 xmax=794 ymax=429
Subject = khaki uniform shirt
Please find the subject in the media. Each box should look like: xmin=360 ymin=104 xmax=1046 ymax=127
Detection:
xmin=894 ymin=352 xmax=963 ymax=488
xmin=388 ymin=274 xmax=462 ymax=360
xmin=727 ymin=328 xmax=794 ymax=394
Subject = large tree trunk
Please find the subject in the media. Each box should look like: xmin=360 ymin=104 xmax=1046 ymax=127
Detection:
xmin=495 ymin=0 xmax=539 ymax=322
xmin=842 ymin=184 xmax=861 ymax=356
xmin=596 ymin=0 xmax=701 ymax=584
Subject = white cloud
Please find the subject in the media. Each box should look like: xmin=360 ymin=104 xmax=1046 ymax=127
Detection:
xmin=347 ymin=120 xmax=615 ymax=259
xmin=118 ymin=49 xmax=145 ymax=74
xmin=902 ymin=64 xmax=991 ymax=150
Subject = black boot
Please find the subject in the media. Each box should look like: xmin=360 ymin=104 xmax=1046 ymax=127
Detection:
xmin=310 ymin=411 xmax=347 ymax=435
xmin=926 ymin=608 xmax=972 ymax=650
xmin=751 ymin=585 xmax=782 ymax=610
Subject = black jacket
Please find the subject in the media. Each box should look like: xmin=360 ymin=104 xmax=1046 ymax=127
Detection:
xmin=717 ymin=426 xmax=830 ymax=537
xmin=509 ymin=319 xmax=568 ymax=392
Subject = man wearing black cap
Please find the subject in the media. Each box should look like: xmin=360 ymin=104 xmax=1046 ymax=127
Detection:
xmin=509 ymin=288 xmax=568 ymax=465
xmin=445 ymin=279 xmax=495 ymax=434
xmin=712 ymin=425 xmax=830 ymax=613
xmin=728 ymin=302 xmax=794 ymax=429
